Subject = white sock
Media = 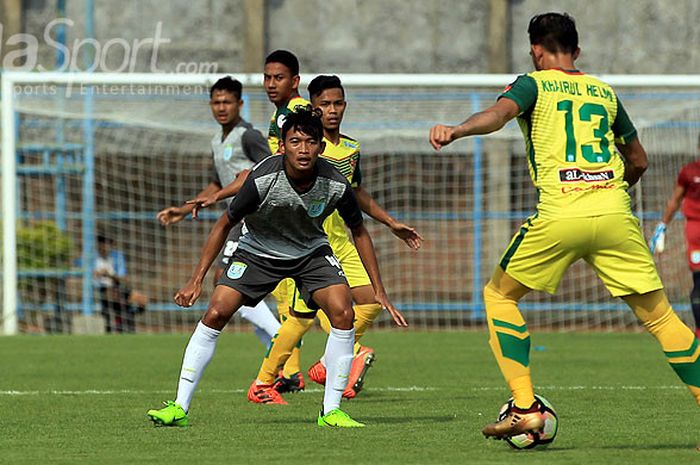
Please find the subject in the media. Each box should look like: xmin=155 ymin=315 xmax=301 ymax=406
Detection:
xmin=237 ymin=301 xmax=281 ymax=347
xmin=322 ymin=326 xmax=355 ymax=414
xmin=175 ymin=321 xmax=221 ymax=412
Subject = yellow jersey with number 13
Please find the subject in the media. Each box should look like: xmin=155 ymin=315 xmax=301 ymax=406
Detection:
xmin=500 ymin=68 xmax=638 ymax=219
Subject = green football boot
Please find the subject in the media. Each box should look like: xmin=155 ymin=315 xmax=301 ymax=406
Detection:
xmin=317 ymin=408 xmax=365 ymax=428
xmin=147 ymin=400 xmax=189 ymax=427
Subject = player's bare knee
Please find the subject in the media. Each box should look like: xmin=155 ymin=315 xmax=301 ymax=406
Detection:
xmin=203 ymin=301 xmax=234 ymax=329
xmin=327 ymin=307 xmax=354 ymax=330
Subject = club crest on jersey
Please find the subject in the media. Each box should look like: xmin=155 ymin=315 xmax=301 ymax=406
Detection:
xmin=307 ymin=199 xmax=326 ymax=217
xmin=223 ymin=145 xmax=233 ymax=161
xmin=226 ymin=261 xmax=247 ymax=280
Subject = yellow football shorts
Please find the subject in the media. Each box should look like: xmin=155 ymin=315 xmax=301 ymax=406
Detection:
xmin=499 ymin=213 xmax=663 ymax=297
xmin=289 ymin=231 xmax=371 ymax=314
xmin=270 ymin=279 xmax=289 ymax=308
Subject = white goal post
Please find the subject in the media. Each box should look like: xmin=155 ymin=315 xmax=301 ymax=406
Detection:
xmin=3 ymin=71 xmax=700 ymax=335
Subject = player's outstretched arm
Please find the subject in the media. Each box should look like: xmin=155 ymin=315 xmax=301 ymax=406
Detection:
xmin=174 ymin=212 xmax=234 ymax=307
xmin=354 ymin=186 xmax=423 ymax=250
xmin=186 ymin=170 xmax=251 ymax=219
xmin=615 ymin=137 xmax=648 ymax=187
xmin=429 ymin=97 xmax=520 ymax=150
xmin=157 ymin=181 xmax=221 ymax=225
xmin=350 ymin=223 xmax=408 ymax=327
xmin=662 ymin=184 xmax=686 ymax=226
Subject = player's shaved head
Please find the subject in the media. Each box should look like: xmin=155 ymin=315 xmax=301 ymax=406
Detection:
xmin=528 ymin=12 xmax=578 ymax=55
xmin=281 ymin=109 xmax=323 ymax=142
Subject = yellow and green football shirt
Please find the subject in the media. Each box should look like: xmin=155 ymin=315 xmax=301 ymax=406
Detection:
xmin=500 ymin=68 xmax=638 ymax=219
xmin=267 ymin=96 xmax=311 ymax=154
xmin=321 ymin=134 xmax=362 ymax=244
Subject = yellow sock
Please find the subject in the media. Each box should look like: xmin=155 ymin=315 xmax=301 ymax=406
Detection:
xmin=353 ymin=342 xmax=362 ymax=355
xmin=624 ymin=290 xmax=700 ymax=406
xmin=318 ymin=310 xmax=332 ymax=334
xmin=353 ymin=303 xmax=383 ymax=341
xmin=256 ymin=314 xmax=313 ymax=384
xmin=274 ymin=289 xmax=304 ymax=378
xmin=283 ymin=347 xmax=303 ymax=378
xmin=484 ymin=279 xmax=535 ymax=409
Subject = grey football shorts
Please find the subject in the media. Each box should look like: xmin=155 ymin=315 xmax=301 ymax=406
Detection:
xmin=217 ymin=245 xmax=348 ymax=309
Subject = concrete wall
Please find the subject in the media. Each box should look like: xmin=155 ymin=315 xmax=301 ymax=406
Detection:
xmin=10 ymin=0 xmax=700 ymax=73
xmin=20 ymin=0 xmax=246 ymax=72
xmin=267 ymin=0 xmax=488 ymax=73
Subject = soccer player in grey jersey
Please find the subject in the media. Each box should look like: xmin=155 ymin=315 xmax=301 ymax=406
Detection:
xmin=156 ymin=77 xmax=280 ymax=346
xmin=147 ymin=110 xmax=406 ymax=428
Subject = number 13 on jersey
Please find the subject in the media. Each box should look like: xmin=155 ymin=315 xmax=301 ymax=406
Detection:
xmin=556 ymin=100 xmax=612 ymax=164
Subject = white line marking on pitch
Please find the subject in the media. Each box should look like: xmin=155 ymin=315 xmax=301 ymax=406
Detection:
xmin=0 ymin=385 xmax=685 ymax=396
xmin=0 ymin=386 xmax=436 ymax=396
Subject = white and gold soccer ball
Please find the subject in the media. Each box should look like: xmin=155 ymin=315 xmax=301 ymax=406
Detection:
xmin=496 ymin=394 xmax=559 ymax=450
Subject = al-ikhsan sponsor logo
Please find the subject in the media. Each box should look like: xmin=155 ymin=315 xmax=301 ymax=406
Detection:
xmin=559 ymin=168 xmax=615 ymax=183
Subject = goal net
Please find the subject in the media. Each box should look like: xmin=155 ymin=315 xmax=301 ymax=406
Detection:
xmin=2 ymin=72 xmax=699 ymax=334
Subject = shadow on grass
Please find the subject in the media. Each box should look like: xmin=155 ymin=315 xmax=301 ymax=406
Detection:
xmin=353 ymin=393 xmax=474 ymax=404
xmin=356 ymin=415 xmax=458 ymax=424
xmin=343 ymin=397 xmax=427 ymax=405
xmin=493 ymin=447 xmax=577 ymax=453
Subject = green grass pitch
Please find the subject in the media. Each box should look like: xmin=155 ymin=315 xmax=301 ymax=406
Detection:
xmin=1 ymin=331 xmax=698 ymax=464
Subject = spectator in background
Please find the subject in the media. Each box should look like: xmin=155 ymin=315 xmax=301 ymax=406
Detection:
xmin=95 ymin=234 xmax=146 ymax=333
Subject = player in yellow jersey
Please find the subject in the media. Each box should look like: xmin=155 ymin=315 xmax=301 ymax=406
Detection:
xmin=430 ymin=12 xmax=700 ymax=440
xmin=264 ymin=50 xmax=311 ymax=154
xmin=248 ymin=75 xmax=423 ymax=404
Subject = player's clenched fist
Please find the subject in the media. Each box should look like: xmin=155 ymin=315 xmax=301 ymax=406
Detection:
xmin=174 ymin=280 xmax=202 ymax=307
xmin=429 ymin=124 xmax=456 ymax=150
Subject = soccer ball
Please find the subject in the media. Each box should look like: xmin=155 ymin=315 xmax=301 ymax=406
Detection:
xmin=496 ymin=394 xmax=559 ymax=450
